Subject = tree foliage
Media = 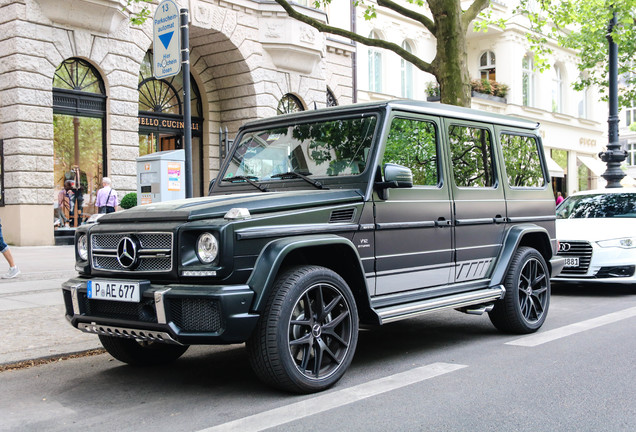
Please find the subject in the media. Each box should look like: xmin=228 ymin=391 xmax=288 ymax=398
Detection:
xmin=272 ymin=0 xmax=490 ymax=107
xmin=383 ymin=118 xmax=438 ymax=186
xmin=448 ymin=125 xmax=494 ymax=187
xmin=480 ymin=0 xmax=636 ymax=107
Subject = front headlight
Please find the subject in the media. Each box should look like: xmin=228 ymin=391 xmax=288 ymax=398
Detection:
xmin=77 ymin=234 xmax=88 ymax=261
xmin=196 ymin=232 xmax=218 ymax=263
xmin=596 ymin=237 xmax=636 ymax=248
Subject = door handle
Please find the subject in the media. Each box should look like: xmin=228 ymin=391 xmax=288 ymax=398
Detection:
xmin=435 ymin=218 xmax=452 ymax=227
xmin=493 ymin=215 xmax=507 ymax=224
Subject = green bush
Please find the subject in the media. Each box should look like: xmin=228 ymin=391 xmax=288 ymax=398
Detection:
xmin=120 ymin=192 xmax=137 ymax=209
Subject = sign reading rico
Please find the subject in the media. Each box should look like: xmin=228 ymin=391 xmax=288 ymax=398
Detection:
xmin=153 ymin=0 xmax=181 ymax=79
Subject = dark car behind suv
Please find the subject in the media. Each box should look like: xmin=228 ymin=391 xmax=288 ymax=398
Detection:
xmin=62 ymin=100 xmax=564 ymax=393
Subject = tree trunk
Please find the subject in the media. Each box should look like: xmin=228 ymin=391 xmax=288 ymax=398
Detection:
xmin=430 ymin=1 xmax=472 ymax=107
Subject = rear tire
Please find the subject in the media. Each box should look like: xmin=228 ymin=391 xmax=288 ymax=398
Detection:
xmin=489 ymin=246 xmax=550 ymax=334
xmin=98 ymin=335 xmax=189 ymax=366
xmin=247 ymin=265 xmax=359 ymax=393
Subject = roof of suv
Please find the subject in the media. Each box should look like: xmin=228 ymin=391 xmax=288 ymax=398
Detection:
xmin=245 ymin=100 xmax=539 ymax=130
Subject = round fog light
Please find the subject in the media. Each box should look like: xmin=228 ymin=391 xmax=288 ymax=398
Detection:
xmin=197 ymin=233 xmax=218 ymax=263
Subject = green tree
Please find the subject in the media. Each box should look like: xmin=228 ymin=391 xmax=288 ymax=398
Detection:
xmin=125 ymin=0 xmax=491 ymax=107
xmin=482 ymin=0 xmax=636 ymax=107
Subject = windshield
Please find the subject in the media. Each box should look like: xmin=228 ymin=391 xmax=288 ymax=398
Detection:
xmin=556 ymin=193 xmax=636 ymax=219
xmin=222 ymin=116 xmax=378 ymax=182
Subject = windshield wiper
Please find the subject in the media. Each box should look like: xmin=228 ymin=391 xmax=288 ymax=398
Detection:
xmin=221 ymin=176 xmax=269 ymax=192
xmin=271 ymin=172 xmax=328 ymax=190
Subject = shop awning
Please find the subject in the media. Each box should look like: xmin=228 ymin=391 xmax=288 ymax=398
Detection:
xmin=545 ymin=154 xmax=565 ymax=178
xmin=577 ymin=155 xmax=606 ymax=177
xmin=578 ymin=155 xmax=636 ymax=186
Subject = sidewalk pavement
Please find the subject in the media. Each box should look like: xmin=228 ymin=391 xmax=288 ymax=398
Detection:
xmin=0 ymin=245 xmax=102 ymax=366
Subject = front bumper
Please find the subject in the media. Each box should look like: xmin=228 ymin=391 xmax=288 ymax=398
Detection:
xmin=551 ymin=245 xmax=636 ymax=285
xmin=62 ymin=277 xmax=260 ymax=345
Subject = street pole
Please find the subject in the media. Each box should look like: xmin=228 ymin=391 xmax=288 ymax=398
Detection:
xmin=599 ymin=9 xmax=626 ymax=188
xmin=181 ymin=8 xmax=193 ymax=198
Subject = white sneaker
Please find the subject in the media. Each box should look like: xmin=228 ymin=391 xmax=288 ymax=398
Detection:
xmin=2 ymin=266 xmax=20 ymax=279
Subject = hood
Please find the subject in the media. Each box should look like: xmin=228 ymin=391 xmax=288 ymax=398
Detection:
xmin=98 ymin=189 xmax=364 ymax=223
xmin=556 ymin=218 xmax=636 ymax=242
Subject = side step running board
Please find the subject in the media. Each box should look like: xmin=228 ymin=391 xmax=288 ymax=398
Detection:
xmin=375 ymin=286 xmax=505 ymax=324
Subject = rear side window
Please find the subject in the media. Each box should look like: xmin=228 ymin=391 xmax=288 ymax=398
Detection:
xmin=501 ymin=133 xmax=545 ymax=188
xmin=383 ymin=117 xmax=439 ymax=186
xmin=449 ymin=125 xmax=495 ymax=187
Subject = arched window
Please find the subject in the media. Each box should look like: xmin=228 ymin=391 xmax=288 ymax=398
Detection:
xmin=326 ymin=88 xmax=338 ymax=107
xmin=479 ymin=51 xmax=496 ymax=81
xmin=368 ymin=31 xmax=383 ymax=93
xmin=277 ymin=94 xmax=304 ymax=115
xmin=53 ymin=58 xmax=106 ymax=222
xmin=138 ymin=52 xmax=202 ymax=118
xmin=552 ymin=65 xmax=563 ymax=113
xmin=522 ymin=54 xmax=534 ymax=107
xmin=401 ymin=40 xmax=414 ymax=99
xmin=137 ymin=51 xmax=204 ymax=194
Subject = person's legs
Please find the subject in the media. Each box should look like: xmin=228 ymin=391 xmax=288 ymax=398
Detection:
xmin=2 ymin=247 xmax=16 ymax=268
xmin=0 ymin=224 xmax=19 ymax=278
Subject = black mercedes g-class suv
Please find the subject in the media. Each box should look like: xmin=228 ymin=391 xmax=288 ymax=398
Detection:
xmin=62 ymin=100 xmax=564 ymax=393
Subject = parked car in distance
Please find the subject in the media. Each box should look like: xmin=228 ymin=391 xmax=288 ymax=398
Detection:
xmin=553 ymin=188 xmax=636 ymax=285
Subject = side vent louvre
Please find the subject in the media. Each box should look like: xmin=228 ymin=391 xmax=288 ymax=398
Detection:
xmin=329 ymin=208 xmax=356 ymax=223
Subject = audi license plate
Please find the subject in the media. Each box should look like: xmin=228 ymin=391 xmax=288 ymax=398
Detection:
xmin=87 ymin=280 xmax=140 ymax=303
xmin=563 ymin=257 xmax=580 ymax=268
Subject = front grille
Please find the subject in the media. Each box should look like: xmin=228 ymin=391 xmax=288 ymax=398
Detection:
xmin=82 ymin=293 xmax=158 ymax=323
xmin=557 ymin=241 xmax=593 ymax=275
xmin=90 ymin=232 xmax=173 ymax=273
xmin=92 ymin=233 xmax=172 ymax=250
xmin=170 ymin=299 xmax=223 ymax=332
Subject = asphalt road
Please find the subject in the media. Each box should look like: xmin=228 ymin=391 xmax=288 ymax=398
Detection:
xmin=1 ymin=284 xmax=635 ymax=432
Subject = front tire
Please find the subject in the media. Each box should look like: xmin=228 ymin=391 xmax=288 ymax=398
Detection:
xmin=247 ymin=265 xmax=359 ymax=393
xmin=98 ymin=335 xmax=189 ymax=366
xmin=489 ymin=246 xmax=550 ymax=334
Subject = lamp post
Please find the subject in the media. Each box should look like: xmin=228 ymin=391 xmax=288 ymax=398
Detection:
xmin=599 ymin=10 xmax=627 ymax=188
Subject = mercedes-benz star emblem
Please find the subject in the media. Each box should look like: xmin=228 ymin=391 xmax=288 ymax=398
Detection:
xmin=117 ymin=236 xmax=138 ymax=269
xmin=559 ymin=242 xmax=571 ymax=252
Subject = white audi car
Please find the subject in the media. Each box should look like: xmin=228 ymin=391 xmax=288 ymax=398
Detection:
xmin=552 ymin=188 xmax=636 ymax=285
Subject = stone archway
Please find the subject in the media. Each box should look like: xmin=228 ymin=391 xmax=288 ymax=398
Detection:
xmin=189 ymin=26 xmax=258 ymax=180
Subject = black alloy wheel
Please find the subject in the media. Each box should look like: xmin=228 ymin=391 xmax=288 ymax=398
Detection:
xmin=489 ymin=246 xmax=550 ymax=333
xmin=247 ymin=265 xmax=359 ymax=393
xmin=288 ymin=281 xmax=353 ymax=381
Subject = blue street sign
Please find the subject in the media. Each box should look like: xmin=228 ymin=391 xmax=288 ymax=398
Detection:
xmin=153 ymin=0 xmax=181 ymax=79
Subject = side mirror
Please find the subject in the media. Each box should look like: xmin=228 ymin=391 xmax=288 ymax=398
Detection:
xmin=384 ymin=163 xmax=413 ymax=187
xmin=375 ymin=163 xmax=413 ymax=200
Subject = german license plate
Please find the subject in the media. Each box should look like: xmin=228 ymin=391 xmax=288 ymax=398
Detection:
xmin=87 ymin=280 xmax=140 ymax=303
xmin=563 ymin=257 xmax=580 ymax=268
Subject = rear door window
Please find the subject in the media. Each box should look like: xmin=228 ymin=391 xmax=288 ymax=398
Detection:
xmin=500 ymin=133 xmax=545 ymax=188
xmin=448 ymin=125 xmax=495 ymax=188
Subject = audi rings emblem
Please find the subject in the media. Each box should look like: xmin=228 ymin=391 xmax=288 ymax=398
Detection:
xmin=559 ymin=242 xmax=571 ymax=252
xmin=117 ymin=236 xmax=138 ymax=268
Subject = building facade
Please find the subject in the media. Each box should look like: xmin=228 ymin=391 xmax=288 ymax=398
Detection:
xmin=347 ymin=0 xmax=628 ymax=196
xmin=0 ymin=0 xmax=354 ymax=245
xmin=2 ymin=0 xmax=633 ymax=247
